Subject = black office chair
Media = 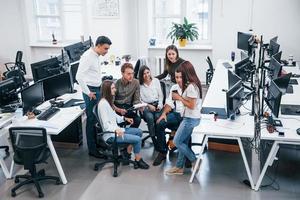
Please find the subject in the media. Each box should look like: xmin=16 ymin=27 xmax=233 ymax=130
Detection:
xmin=9 ymin=127 xmax=61 ymax=198
xmin=5 ymin=69 xmax=28 ymax=89
xmin=92 ymin=105 xmax=136 ymax=177
xmin=141 ymin=81 xmax=167 ymax=147
xmin=205 ymin=56 xmax=214 ymax=85
xmin=4 ymin=51 xmax=26 ymax=74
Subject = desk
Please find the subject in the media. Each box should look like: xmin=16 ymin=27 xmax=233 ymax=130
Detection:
xmin=189 ymin=60 xmax=255 ymax=189
xmin=1 ymin=86 xmax=84 ymax=184
xmin=255 ymin=65 xmax=300 ymax=191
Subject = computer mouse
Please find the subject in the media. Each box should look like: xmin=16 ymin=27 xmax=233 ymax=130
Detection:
xmin=297 ymin=128 xmax=300 ymax=135
xmin=32 ymin=109 xmax=41 ymax=115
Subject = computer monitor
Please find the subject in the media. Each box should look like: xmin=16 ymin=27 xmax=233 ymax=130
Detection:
xmin=272 ymin=51 xmax=282 ymax=63
xmin=270 ymin=36 xmax=278 ymax=43
xmin=235 ymin=57 xmax=252 ymax=82
xmin=31 ymin=57 xmax=61 ymax=82
xmin=240 ymin=51 xmax=248 ymax=60
xmin=265 ymin=80 xmax=282 ymax=118
xmin=64 ymin=42 xmax=85 ymax=63
xmin=42 ymin=72 xmax=73 ymax=101
xmin=237 ymin=32 xmax=252 ymax=52
xmin=273 ymin=73 xmax=292 ymax=94
xmin=0 ymin=78 xmax=18 ymax=107
xmin=21 ymin=81 xmax=44 ymax=115
xmin=269 ymin=39 xmax=280 ymax=57
xmin=226 ymin=80 xmax=244 ymax=119
xmin=228 ymin=70 xmax=242 ymax=89
xmin=268 ymin=57 xmax=282 ymax=79
xmin=57 ymin=50 xmax=70 ymax=70
xmin=69 ymin=62 xmax=79 ymax=85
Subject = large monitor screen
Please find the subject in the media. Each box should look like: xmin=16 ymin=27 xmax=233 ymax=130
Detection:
xmin=31 ymin=57 xmax=61 ymax=82
xmin=42 ymin=72 xmax=73 ymax=101
xmin=237 ymin=32 xmax=252 ymax=51
xmin=21 ymin=81 xmax=44 ymax=114
xmin=265 ymin=80 xmax=282 ymax=118
xmin=226 ymin=80 xmax=244 ymax=119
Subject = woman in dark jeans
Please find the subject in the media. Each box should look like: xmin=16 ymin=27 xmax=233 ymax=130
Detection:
xmin=139 ymin=65 xmax=164 ymax=151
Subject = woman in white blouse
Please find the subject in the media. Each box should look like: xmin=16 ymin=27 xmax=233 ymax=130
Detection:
xmin=138 ymin=65 xmax=163 ymax=150
xmin=97 ymin=80 xmax=149 ymax=169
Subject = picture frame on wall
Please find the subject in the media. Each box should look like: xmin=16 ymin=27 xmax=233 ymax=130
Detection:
xmin=93 ymin=0 xmax=120 ymax=18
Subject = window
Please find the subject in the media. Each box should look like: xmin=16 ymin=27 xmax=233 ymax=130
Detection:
xmin=152 ymin=0 xmax=211 ymax=45
xmin=34 ymin=0 xmax=83 ymax=42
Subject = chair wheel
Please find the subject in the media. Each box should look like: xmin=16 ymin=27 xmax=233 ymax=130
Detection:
xmin=56 ymin=180 xmax=61 ymax=185
xmin=38 ymin=192 xmax=44 ymax=198
xmin=14 ymin=178 xmax=19 ymax=183
xmin=94 ymin=165 xmax=99 ymax=171
xmin=38 ymin=169 xmax=45 ymax=176
xmin=11 ymin=191 xmax=16 ymax=197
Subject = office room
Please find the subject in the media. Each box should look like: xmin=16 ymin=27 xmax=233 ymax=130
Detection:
xmin=0 ymin=0 xmax=300 ymax=199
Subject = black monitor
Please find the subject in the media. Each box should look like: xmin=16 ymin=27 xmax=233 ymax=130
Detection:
xmin=273 ymin=51 xmax=282 ymax=63
xmin=21 ymin=82 xmax=44 ymax=115
xmin=70 ymin=62 xmax=79 ymax=85
xmin=226 ymin=80 xmax=244 ymax=119
xmin=268 ymin=57 xmax=282 ymax=79
xmin=42 ymin=72 xmax=73 ymax=101
xmin=273 ymin=73 xmax=292 ymax=94
xmin=265 ymin=80 xmax=282 ymax=118
xmin=0 ymin=78 xmax=18 ymax=107
xmin=31 ymin=57 xmax=61 ymax=82
xmin=237 ymin=32 xmax=252 ymax=52
xmin=64 ymin=42 xmax=85 ymax=63
xmin=228 ymin=70 xmax=241 ymax=89
xmin=269 ymin=39 xmax=280 ymax=57
xmin=235 ymin=57 xmax=252 ymax=82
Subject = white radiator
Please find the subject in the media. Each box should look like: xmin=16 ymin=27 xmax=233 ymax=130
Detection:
xmin=155 ymin=56 xmax=165 ymax=76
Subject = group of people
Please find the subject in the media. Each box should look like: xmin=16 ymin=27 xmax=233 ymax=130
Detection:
xmin=76 ymin=35 xmax=203 ymax=174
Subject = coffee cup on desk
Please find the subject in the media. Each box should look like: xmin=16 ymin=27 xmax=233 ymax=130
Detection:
xmin=288 ymin=55 xmax=294 ymax=65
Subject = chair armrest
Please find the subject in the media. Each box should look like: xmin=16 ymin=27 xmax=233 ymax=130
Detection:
xmin=4 ymin=62 xmax=16 ymax=71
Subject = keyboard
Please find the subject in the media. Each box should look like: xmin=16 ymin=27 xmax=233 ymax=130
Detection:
xmin=37 ymin=107 xmax=60 ymax=121
xmin=223 ymin=62 xmax=233 ymax=69
xmin=281 ymin=104 xmax=300 ymax=116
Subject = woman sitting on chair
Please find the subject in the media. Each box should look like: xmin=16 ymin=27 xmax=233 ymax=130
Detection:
xmin=97 ymin=80 xmax=149 ymax=169
xmin=139 ymin=65 xmax=163 ymax=150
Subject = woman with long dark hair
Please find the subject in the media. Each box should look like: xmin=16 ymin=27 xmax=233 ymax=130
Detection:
xmin=156 ymin=45 xmax=185 ymax=83
xmin=165 ymin=61 xmax=202 ymax=175
xmin=97 ymin=80 xmax=149 ymax=169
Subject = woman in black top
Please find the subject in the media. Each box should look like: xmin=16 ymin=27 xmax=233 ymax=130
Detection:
xmin=156 ymin=45 xmax=185 ymax=83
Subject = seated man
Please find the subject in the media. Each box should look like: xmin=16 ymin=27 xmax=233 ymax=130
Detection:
xmin=153 ymin=84 xmax=184 ymax=166
xmin=114 ymin=63 xmax=141 ymax=128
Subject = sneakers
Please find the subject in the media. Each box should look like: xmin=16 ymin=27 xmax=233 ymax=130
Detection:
xmin=153 ymin=153 xmax=166 ymax=166
xmin=134 ymin=158 xmax=150 ymax=169
xmin=165 ymin=167 xmax=184 ymax=175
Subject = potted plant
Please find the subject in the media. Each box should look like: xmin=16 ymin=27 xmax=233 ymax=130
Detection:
xmin=167 ymin=17 xmax=199 ymax=47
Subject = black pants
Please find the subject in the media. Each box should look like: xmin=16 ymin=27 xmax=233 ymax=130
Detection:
xmin=115 ymin=103 xmax=141 ymax=128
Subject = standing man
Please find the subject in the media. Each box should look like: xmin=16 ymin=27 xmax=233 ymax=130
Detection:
xmin=114 ymin=63 xmax=141 ymax=128
xmin=76 ymin=36 xmax=112 ymax=158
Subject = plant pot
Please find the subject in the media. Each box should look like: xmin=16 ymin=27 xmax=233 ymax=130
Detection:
xmin=178 ymin=38 xmax=187 ymax=47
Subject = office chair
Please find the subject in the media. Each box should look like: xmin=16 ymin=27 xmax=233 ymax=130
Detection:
xmin=134 ymin=58 xmax=148 ymax=79
xmin=92 ymin=105 xmax=136 ymax=177
xmin=141 ymin=81 xmax=167 ymax=147
xmin=205 ymin=56 xmax=214 ymax=85
xmin=4 ymin=51 xmax=26 ymax=74
xmin=5 ymin=69 xmax=28 ymax=89
xmin=9 ymin=127 xmax=61 ymax=198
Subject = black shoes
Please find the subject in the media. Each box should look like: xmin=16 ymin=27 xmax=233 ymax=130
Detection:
xmin=134 ymin=159 xmax=150 ymax=169
xmin=153 ymin=153 xmax=166 ymax=166
xmin=121 ymin=149 xmax=132 ymax=165
xmin=88 ymin=150 xmax=107 ymax=159
xmin=185 ymin=159 xmax=192 ymax=168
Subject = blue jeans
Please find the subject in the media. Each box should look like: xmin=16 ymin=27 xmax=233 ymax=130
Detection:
xmin=155 ymin=111 xmax=182 ymax=153
xmin=174 ymin=117 xmax=200 ymax=168
xmin=107 ymin=128 xmax=142 ymax=154
xmin=82 ymin=86 xmax=101 ymax=153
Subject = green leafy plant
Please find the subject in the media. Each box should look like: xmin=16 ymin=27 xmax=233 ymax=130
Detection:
xmin=167 ymin=17 xmax=199 ymax=43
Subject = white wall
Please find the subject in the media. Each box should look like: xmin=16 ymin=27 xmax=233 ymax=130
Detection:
xmin=0 ymin=0 xmax=27 ymax=73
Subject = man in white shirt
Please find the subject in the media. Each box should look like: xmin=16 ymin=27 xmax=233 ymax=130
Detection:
xmin=76 ymin=36 xmax=111 ymax=158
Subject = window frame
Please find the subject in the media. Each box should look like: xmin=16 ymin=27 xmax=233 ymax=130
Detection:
xmin=151 ymin=0 xmax=212 ymax=45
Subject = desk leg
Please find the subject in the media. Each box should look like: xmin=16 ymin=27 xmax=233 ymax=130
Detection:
xmin=0 ymin=158 xmax=10 ymax=179
xmin=237 ymin=138 xmax=254 ymax=189
xmin=47 ymin=135 xmax=67 ymax=184
xmin=189 ymin=135 xmax=208 ymax=183
xmin=254 ymin=141 xmax=279 ymax=191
